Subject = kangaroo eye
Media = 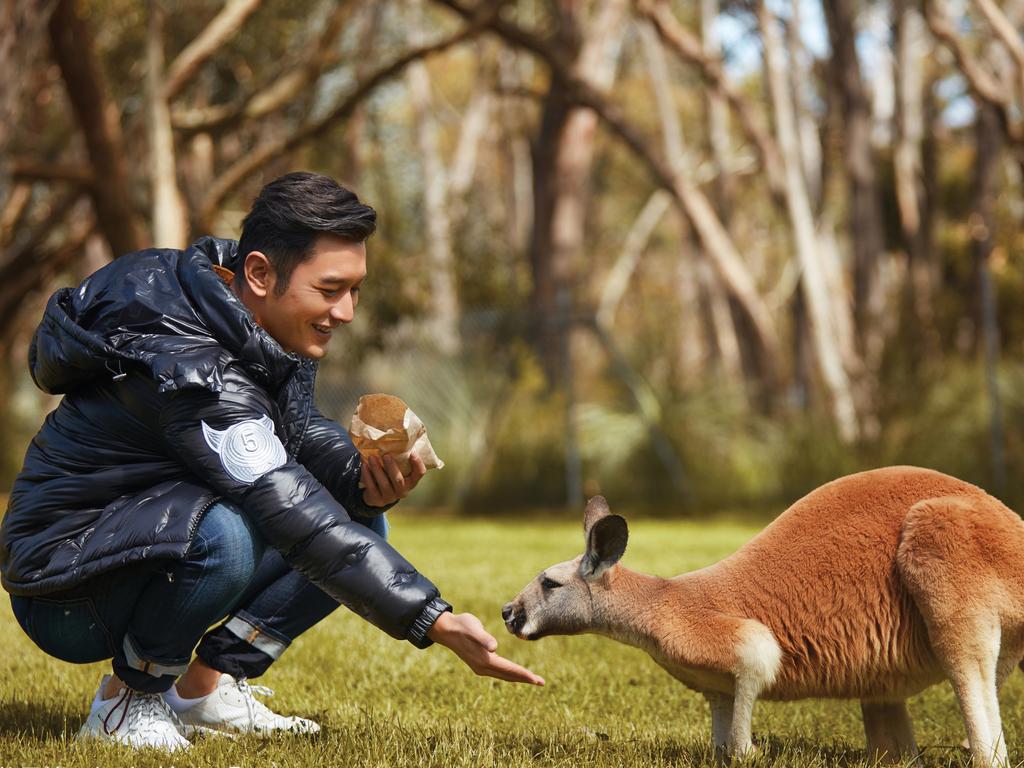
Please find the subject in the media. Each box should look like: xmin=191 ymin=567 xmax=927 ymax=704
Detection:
xmin=541 ymin=577 xmax=562 ymax=591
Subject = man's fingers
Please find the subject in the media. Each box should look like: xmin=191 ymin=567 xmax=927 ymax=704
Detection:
xmin=462 ymin=613 xmax=497 ymax=651
xmin=382 ymin=455 xmax=407 ymax=496
xmin=479 ymin=632 xmax=498 ymax=653
xmin=361 ymin=458 xmax=382 ymax=500
xmin=407 ymin=453 xmax=427 ymax=480
xmin=368 ymin=456 xmax=397 ymax=500
xmin=403 ymin=454 xmax=426 ymax=493
xmin=481 ymin=652 xmax=545 ymax=685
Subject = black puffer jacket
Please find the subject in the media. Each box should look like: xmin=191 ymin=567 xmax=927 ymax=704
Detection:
xmin=0 ymin=237 xmax=449 ymax=648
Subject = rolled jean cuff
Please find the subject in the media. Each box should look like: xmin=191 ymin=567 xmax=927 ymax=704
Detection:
xmin=406 ymin=597 xmax=452 ymax=649
xmin=121 ymin=634 xmax=191 ymax=678
xmin=113 ymin=634 xmax=190 ymax=693
xmin=223 ymin=612 xmax=290 ymax=660
xmin=195 ymin=611 xmax=291 ymax=680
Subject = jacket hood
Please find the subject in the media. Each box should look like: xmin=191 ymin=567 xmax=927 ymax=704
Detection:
xmin=29 ymin=236 xmax=301 ymax=395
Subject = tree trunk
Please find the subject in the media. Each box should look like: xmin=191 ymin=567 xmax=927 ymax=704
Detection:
xmin=823 ymin=0 xmax=887 ymax=377
xmin=529 ymin=0 xmax=627 ymax=381
xmin=448 ymin=48 xmax=494 ymax=207
xmin=972 ymin=100 xmax=1006 ymax=493
xmin=893 ymin=0 xmax=937 ymax=359
xmin=528 ymin=81 xmax=574 ymax=377
xmin=674 ymin=230 xmax=708 ymax=388
xmin=49 ymin=0 xmax=146 ymax=256
xmin=701 ymin=0 xmax=735 ymax=216
xmin=1 ymin=0 xmax=58 ymax=200
xmin=407 ymin=1 xmax=460 ymax=355
xmin=499 ymin=49 xmax=532 ymax=253
xmin=640 ymin=18 xmax=743 ymax=383
xmin=788 ymin=0 xmax=823 ymax=206
xmin=147 ymin=0 xmax=189 ymax=248
xmin=759 ymin=0 xmax=859 ymax=442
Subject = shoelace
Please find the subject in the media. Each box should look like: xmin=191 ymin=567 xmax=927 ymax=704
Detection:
xmin=234 ymin=678 xmax=276 ymax=730
xmin=102 ymin=687 xmax=133 ymax=734
xmin=102 ymin=688 xmax=184 ymax=738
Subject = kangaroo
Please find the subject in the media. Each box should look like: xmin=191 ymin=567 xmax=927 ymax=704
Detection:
xmin=502 ymin=467 xmax=1024 ymax=766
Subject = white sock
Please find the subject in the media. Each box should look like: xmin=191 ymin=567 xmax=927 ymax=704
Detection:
xmin=89 ymin=679 xmax=108 ymax=717
xmin=163 ymin=684 xmax=211 ymax=713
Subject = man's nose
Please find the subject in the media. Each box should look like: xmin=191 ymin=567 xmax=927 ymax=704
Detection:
xmin=330 ymin=294 xmax=355 ymax=323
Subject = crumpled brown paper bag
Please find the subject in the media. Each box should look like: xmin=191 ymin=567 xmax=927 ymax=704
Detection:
xmin=349 ymin=394 xmax=444 ymax=477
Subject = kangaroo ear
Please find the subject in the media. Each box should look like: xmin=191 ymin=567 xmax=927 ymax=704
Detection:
xmin=583 ymin=495 xmax=611 ymax=536
xmin=581 ymin=514 xmax=628 ymax=581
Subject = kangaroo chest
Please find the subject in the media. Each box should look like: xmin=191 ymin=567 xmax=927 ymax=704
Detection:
xmin=647 ymin=650 xmax=736 ymax=696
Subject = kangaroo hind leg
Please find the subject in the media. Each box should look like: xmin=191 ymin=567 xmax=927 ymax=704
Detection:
xmin=897 ymin=497 xmax=1010 ymax=767
xmin=860 ymin=700 xmax=918 ymax=764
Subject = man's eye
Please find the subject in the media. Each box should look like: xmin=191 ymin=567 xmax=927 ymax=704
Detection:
xmin=541 ymin=577 xmax=561 ymax=591
xmin=320 ymin=288 xmax=340 ymax=297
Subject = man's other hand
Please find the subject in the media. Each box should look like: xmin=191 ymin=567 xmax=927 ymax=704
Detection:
xmin=362 ymin=453 xmax=426 ymax=507
xmin=427 ymin=611 xmax=545 ymax=685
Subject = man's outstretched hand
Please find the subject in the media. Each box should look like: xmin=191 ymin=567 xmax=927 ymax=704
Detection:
xmin=362 ymin=453 xmax=426 ymax=507
xmin=427 ymin=611 xmax=545 ymax=686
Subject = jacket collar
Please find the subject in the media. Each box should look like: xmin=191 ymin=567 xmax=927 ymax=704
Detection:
xmin=178 ymin=236 xmax=303 ymax=391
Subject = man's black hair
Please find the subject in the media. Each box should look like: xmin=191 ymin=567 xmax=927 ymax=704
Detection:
xmin=236 ymin=172 xmax=377 ymax=293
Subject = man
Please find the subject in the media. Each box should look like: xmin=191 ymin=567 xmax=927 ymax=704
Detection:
xmin=0 ymin=172 xmax=542 ymax=751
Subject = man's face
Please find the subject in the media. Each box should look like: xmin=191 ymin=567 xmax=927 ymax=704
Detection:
xmin=240 ymin=234 xmax=366 ymax=360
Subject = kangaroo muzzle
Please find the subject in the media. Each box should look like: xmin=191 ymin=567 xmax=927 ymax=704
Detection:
xmin=502 ymin=602 xmax=526 ymax=636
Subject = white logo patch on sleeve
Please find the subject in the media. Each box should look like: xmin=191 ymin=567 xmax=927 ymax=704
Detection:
xmin=201 ymin=414 xmax=287 ymax=483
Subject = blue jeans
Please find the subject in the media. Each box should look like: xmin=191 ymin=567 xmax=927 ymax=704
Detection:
xmin=10 ymin=501 xmax=387 ymax=693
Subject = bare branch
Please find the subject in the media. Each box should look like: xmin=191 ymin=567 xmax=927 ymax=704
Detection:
xmin=172 ymin=3 xmax=352 ymax=133
xmin=971 ymin=0 xmax=1024 ymax=108
xmin=10 ymin=160 xmax=95 ymax=186
xmin=636 ymin=0 xmax=785 ymax=200
xmin=1 ymin=182 xmax=32 ymax=248
xmin=0 ymin=206 xmax=94 ymax=345
xmin=925 ymin=1 xmax=1004 ymax=104
xmin=0 ymin=189 xmax=79 ymax=272
xmin=199 ymin=5 xmax=501 ymax=227
xmin=597 ymin=190 xmax=671 ymax=329
xmin=163 ymin=0 xmax=262 ymax=101
xmin=925 ymin=0 xmax=1022 ymax=143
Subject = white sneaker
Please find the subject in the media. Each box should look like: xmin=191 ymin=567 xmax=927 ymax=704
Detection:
xmin=77 ymin=675 xmax=190 ymax=751
xmin=168 ymin=673 xmax=320 ymax=737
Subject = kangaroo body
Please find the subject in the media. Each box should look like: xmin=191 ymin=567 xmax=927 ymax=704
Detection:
xmin=504 ymin=467 xmax=1024 ymax=766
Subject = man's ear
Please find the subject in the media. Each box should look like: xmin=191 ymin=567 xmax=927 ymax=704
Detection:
xmin=242 ymin=251 xmax=274 ymax=298
xmin=580 ymin=514 xmax=628 ymax=581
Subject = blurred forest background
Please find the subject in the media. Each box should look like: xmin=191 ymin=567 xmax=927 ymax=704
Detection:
xmin=2 ymin=0 xmax=1024 ymax=515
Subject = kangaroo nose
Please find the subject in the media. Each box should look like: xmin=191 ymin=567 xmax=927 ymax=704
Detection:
xmin=502 ymin=603 xmax=526 ymax=635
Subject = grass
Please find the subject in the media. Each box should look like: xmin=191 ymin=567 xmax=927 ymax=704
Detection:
xmin=0 ymin=514 xmax=1021 ymax=767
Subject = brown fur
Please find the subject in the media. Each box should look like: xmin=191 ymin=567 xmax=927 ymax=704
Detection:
xmin=504 ymin=467 xmax=1024 ymax=766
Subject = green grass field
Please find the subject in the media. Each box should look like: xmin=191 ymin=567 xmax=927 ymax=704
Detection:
xmin=0 ymin=514 xmax=1020 ymax=767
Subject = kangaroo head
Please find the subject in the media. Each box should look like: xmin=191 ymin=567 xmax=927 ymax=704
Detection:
xmin=502 ymin=495 xmax=629 ymax=640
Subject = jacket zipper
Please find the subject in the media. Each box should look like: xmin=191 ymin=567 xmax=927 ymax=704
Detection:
xmin=187 ymin=494 xmax=221 ymax=548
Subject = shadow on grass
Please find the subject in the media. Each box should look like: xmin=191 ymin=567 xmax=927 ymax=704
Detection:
xmin=755 ymin=734 xmax=975 ymax=767
xmin=0 ymin=699 xmax=77 ymax=741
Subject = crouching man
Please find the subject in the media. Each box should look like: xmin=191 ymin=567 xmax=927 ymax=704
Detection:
xmin=0 ymin=172 xmax=542 ymax=751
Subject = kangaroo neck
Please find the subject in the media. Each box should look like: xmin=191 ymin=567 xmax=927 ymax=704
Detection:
xmin=589 ymin=566 xmax=705 ymax=651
